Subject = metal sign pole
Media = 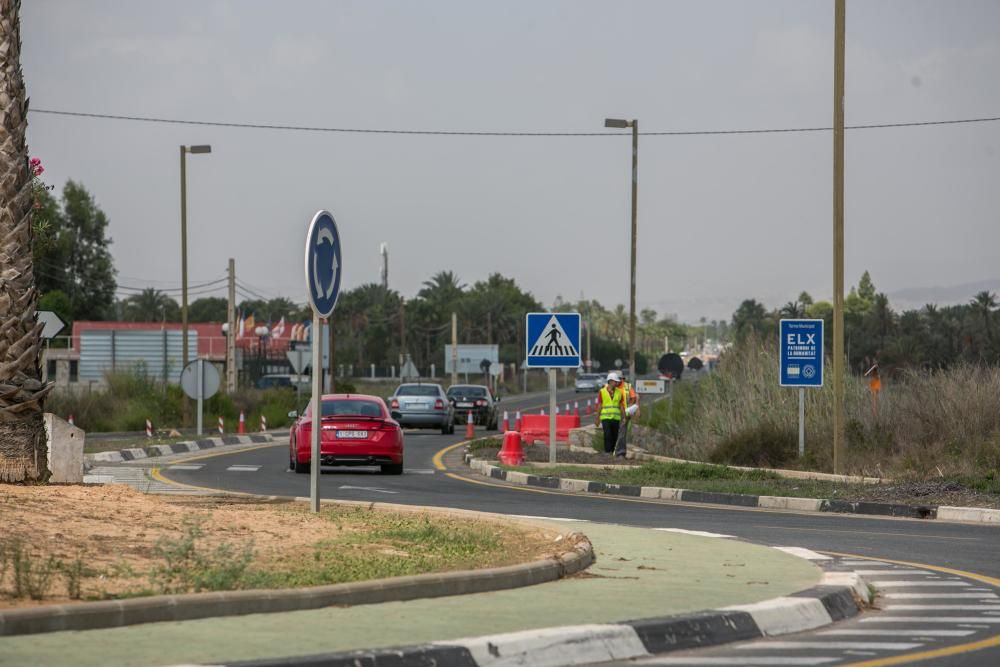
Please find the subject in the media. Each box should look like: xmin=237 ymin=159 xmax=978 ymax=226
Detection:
xmin=799 ymin=387 xmax=806 ymax=457
xmin=548 ymin=369 xmax=557 ymax=464
xmin=310 ymin=311 xmax=322 ymax=513
xmin=196 ymin=358 xmax=204 ymax=436
xmin=296 ymin=348 xmax=304 ymax=405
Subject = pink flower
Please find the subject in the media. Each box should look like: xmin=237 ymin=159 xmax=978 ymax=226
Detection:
xmin=33 ymin=165 xmax=44 ymax=176
xmin=30 ymin=157 xmax=41 ymax=166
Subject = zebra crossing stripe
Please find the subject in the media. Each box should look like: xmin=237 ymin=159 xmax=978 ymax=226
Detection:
xmin=226 ymin=465 xmax=261 ymax=472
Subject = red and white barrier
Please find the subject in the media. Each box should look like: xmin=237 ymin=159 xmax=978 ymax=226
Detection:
xmin=145 ymin=418 xmax=153 ymax=438
xmin=218 ymin=416 xmax=224 ymax=435
xmin=260 ymin=415 xmax=268 ymax=433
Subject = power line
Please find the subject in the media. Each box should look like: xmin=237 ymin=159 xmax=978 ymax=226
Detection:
xmin=30 ymin=108 xmax=1000 ymax=137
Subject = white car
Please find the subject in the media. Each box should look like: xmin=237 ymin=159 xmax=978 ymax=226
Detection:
xmin=574 ymin=373 xmax=604 ymax=393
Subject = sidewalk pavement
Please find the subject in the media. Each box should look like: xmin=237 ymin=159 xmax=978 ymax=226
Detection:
xmin=0 ymin=520 xmax=830 ymax=667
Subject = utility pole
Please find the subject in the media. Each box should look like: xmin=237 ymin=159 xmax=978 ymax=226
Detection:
xmin=400 ymin=298 xmax=407 ymax=376
xmin=380 ymin=243 xmax=389 ymax=290
xmin=226 ymin=258 xmax=236 ymax=393
xmin=451 ymin=312 xmax=458 ymax=386
xmin=832 ymin=0 xmax=846 ymax=474
xmin=486 ymin=311 xmax=492 ymax=345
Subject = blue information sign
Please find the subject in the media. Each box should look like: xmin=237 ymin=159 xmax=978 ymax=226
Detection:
xmin=525 ymin=312 xmax=581 ymax=368
xmin=779 ymin=319 xmax=824 ymax=387
xmin=304 ymin=210 xmax=342 ymax=318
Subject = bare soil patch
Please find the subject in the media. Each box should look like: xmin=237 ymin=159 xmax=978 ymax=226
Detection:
xmin=0 ymin=484 xmax=574 ymax=608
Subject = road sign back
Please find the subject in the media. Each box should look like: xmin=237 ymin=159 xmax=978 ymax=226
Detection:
xmin=525 ymin=313 xmax=581 ymax=368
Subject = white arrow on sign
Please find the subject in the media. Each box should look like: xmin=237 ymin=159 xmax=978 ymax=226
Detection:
xmin=36 ymin=311 xmax=66 ymax=339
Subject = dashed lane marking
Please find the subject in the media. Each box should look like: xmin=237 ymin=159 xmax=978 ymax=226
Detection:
xmin=226 ymin=464 xmax=262 ymax=472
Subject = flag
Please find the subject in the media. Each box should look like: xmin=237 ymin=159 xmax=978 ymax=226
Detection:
xmin=304 ymin=319 xmax=312 ymax=342
xmin=237 ymin=310 xmax=245 ymax=338
xmin=273 ymin=316 xmax=286 ymax=338
xmin=244 ymin=313 xmax=256 ymax=336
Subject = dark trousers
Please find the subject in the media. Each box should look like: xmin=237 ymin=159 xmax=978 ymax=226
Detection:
xmin=614 ymin=418 xmax=629 ymax=457
xmin=601 ymin=419 xmax=621 ymax=454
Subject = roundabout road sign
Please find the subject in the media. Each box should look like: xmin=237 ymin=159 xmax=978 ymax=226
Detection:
xmin=304 ymin=210 xmax=342 ymax=318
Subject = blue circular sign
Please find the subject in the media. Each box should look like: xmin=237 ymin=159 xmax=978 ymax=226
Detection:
xmin=304 ymin=210 xmax=342 ymax=317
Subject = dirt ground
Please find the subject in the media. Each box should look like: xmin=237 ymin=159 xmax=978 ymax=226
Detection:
xmin=0 ymin=484 xmax=574 ymax=608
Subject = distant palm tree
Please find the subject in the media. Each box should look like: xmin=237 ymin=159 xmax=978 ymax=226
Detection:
xmin=780 ymin=301 xmax=804 ymax=318
xmin=123 ymin=288 xmax=179 ymax=322
xmin=0 ymin=0 xmax=51 ymax=481
xmin=970 ymin=290 xmax=997 ymax=342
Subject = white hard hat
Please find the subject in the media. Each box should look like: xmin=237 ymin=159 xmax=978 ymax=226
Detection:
xmin=607 ymin=372 xmax=620 ymax=383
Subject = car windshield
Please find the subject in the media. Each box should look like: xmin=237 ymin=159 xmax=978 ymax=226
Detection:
xmin=395 ymin=385 xmax=440 ymax=397
xmin=318 ymin=399 xmax=384 ymax=417
xmin=447 ymin=386 xmax=487 ymax=397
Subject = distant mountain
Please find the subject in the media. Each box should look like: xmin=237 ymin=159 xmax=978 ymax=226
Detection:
xmin=887 ymin=279 xmax=1000 ymax=312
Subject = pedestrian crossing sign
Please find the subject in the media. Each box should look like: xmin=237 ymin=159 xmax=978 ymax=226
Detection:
xmin=525 ymin=312 xmax=581 ymax=368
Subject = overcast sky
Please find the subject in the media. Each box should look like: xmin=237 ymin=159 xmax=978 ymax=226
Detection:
xmin=21 ymin=1 xmax=1000 ymax=322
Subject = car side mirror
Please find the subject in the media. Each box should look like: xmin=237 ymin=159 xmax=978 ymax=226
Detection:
xmin=287 ymin=410 xmax=298 ymax=419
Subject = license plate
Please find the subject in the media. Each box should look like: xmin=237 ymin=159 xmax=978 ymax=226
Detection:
xmin=336 ymin=430 xmax=368 ymax=439
xmin=457 ymin=402 xmax=474 ymax=408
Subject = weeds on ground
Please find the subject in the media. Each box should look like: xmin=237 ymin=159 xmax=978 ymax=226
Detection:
xmin=148 ymin=516 xmax=255 ymax=594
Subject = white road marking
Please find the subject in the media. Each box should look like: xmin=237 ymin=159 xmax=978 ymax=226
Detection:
xmin=853 ymin=569 xmax=933 ymax=576
xmin=226 ymin=465 xmax=261 ymax=472
xmin=818 ymin=629 xmax=974 ymax=637
xmin=862 ymin=617 xmax=1000 ymax=624
xmin=406 ymin=469 xmax=436 ymax=474
xmin=882 ymin=593 xmax=998 ymax=599
xmin=338 ymin=485 xmax=398 ymax=494
xmin=509 ymin=515 xmax=586 ymax=522
xmin=772 ymin=547 xmax=831 ymax=560
xmin=655 ymin=528 xmax=734 ymax=538
xmin=167 ymin=464 xmax=204 ymax=470
xmin=745 ymin=641 xmax=922 ymax=650
xmin=873 ymin=581 xmax=971 ymax=587
xmin=885 ymin=605 xmax=1000 ymax=611
xmin=840 ymin=560 xmax=892 ymax=566
xmin=637 ymin=658 xmax=838 ymax=666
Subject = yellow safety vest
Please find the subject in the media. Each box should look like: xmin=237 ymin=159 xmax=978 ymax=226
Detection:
xmin=599 ymin=386 xmax=625 ymax=422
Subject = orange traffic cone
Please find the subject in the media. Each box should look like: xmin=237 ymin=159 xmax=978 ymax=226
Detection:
xmin=238 ymin=410 xmax=247 ymax=434
xmin=502 ymin=411 xmax=509 ymax=433
xmin=574 ymin=401 xmax=580 ymax=418
xmin=465 ymin=410 xmax=475 ymax=439
xmin=68 ymin=414 xmax=75 ymax=426
xmin=515 ymin=410 xmax=522 ymax=432
xmin=497 ymin=430 xmax=525 ymax=465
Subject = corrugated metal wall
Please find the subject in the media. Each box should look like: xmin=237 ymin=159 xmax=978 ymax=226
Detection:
xmin=80 ymin=330 xmax=198 ymax=383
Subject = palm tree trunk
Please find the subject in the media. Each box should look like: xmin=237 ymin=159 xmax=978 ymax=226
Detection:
xmin=0 ymin=0 xmax=51 ymax=481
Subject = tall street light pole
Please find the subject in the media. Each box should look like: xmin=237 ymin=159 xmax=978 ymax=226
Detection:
xmin=605 ymin=118 xmax=638 ymax=383
xmin=832 ymin=0 xmax=846 ymax=474
xmin=179 ymin=144 xmax=212 ymax=380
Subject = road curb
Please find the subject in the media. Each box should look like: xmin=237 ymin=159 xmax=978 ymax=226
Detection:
xmin=463 ymin=453 xmax=1000 ymax=524
xmin=86 ymin=433 xmax=274 ymax=465
xmin=205 ymin=562 xmax=869 ymax=667
xmin=0 ymin=523 xmax=593 ymax=637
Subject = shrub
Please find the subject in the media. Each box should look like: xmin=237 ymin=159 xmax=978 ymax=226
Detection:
xmin=709 ymin=423 xmax=797 ymax=468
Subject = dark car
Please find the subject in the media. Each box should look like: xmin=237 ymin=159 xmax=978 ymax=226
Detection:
xmin=389 ymin=383 xmax=455 ymax=434
xmin=446 ymin=384 xmax=499 ymax=430
xmin=288 ymin=394 xmax=403 ymax=475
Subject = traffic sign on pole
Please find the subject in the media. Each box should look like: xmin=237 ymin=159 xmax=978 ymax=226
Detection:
xmin=36 ymin=311 xmax=66 ymax=339
xmin=304 ymin=210 xmax=343 ymax=513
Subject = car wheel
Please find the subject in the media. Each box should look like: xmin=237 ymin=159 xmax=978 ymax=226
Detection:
xmin=486 ymin=416 xmax=498 ymax=431
xmin=381 ymin=462 xmax=403 ymax=475
xmin=292 ymin=452 xmax=310 ymax=474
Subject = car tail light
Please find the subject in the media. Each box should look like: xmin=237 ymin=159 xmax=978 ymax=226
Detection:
xmin=390 ymin=398 xmax=399 ymax=409
xmin=435 ymin=399 xmax=444 ymax=410
xmin=475 ymin=399 xmax=486 ymax=406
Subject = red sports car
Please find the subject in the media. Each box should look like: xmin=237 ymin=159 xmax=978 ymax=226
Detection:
xmin=289 ymin=394 xmax=403 ymax=475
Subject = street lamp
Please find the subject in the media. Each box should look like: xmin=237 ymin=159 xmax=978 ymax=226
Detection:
xmin=180 ymin=144 xmax=212 ymax=378
xmin=604 ymin=118 xmax=638 ymax=383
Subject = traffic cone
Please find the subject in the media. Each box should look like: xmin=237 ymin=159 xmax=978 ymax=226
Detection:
xmin=515 ymin=410 xmax=522 ymax=432
xmin=565 ymin=402 xmax=570 ymax=414
xmin=218 ymin=416 xmax=224 ymax=435
xmin=497 ymin=430 xmax=525 ymax=465
xmin=260 ymin=415 xmax=268 ymax=433
xmin=585 ymin=401 xmax=592 ymax=416
xmin=465 ymin=410 xmax=475 ymax=439
xmin=145 ymin=418 xmax=153 ymax=438
xmin=502 ymin=411 xmax=509 ymax=433
xmin=574 ymin=401 xmax=580 ymax=418
xmin=67 ymin=414 xmax=75 ymax=426
xmin=540 ymin=408 xmax=545 ymax=416
xmin=556 ymin=405 xmax=560 ymax=415
xmin=238 ymin=410 xmax=246 ymax=434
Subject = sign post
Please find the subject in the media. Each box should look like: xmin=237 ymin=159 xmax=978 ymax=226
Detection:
xmin=305 ymin=210 xmax=343 ymax=513
xmin=779 ymin=319 xmax=824 ymax=458
xmin=180 ymin=359 xmax=220 ymax=436
xmin=36 ymin=311 xmax=67 ymax=340
xmin=526 ymin=312 xmax=581 ymax=463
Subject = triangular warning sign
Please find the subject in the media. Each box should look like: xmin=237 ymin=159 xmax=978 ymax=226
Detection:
xmin=529 ymin=316 xmax=579 ymax=358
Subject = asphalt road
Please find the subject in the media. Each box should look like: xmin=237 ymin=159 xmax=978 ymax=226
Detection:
xmin=156 ymin=386 xmax=1000 ymax=666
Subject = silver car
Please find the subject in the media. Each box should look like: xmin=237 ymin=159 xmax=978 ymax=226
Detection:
xmin=575 ymin=373 xmax=604 ymax=393
xmin=389 ymin=383 xmax=456 ymax=434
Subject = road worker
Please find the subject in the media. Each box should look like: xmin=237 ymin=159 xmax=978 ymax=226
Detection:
xmin=596 ymin=371 xmax=627 ymax=454
xmin=614 ymin=374 xmax=639 ymax=457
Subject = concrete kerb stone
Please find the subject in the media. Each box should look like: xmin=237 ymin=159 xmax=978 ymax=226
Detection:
xmin=212 ymin=556 xmax=871 ymax=667
xmin=84 ymin=433 xmax=274 ymax=466
xmin=464 ymin=452 xmax=997 ymax=524
xmin=0 ymin=498 xmax=594 ymax=637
